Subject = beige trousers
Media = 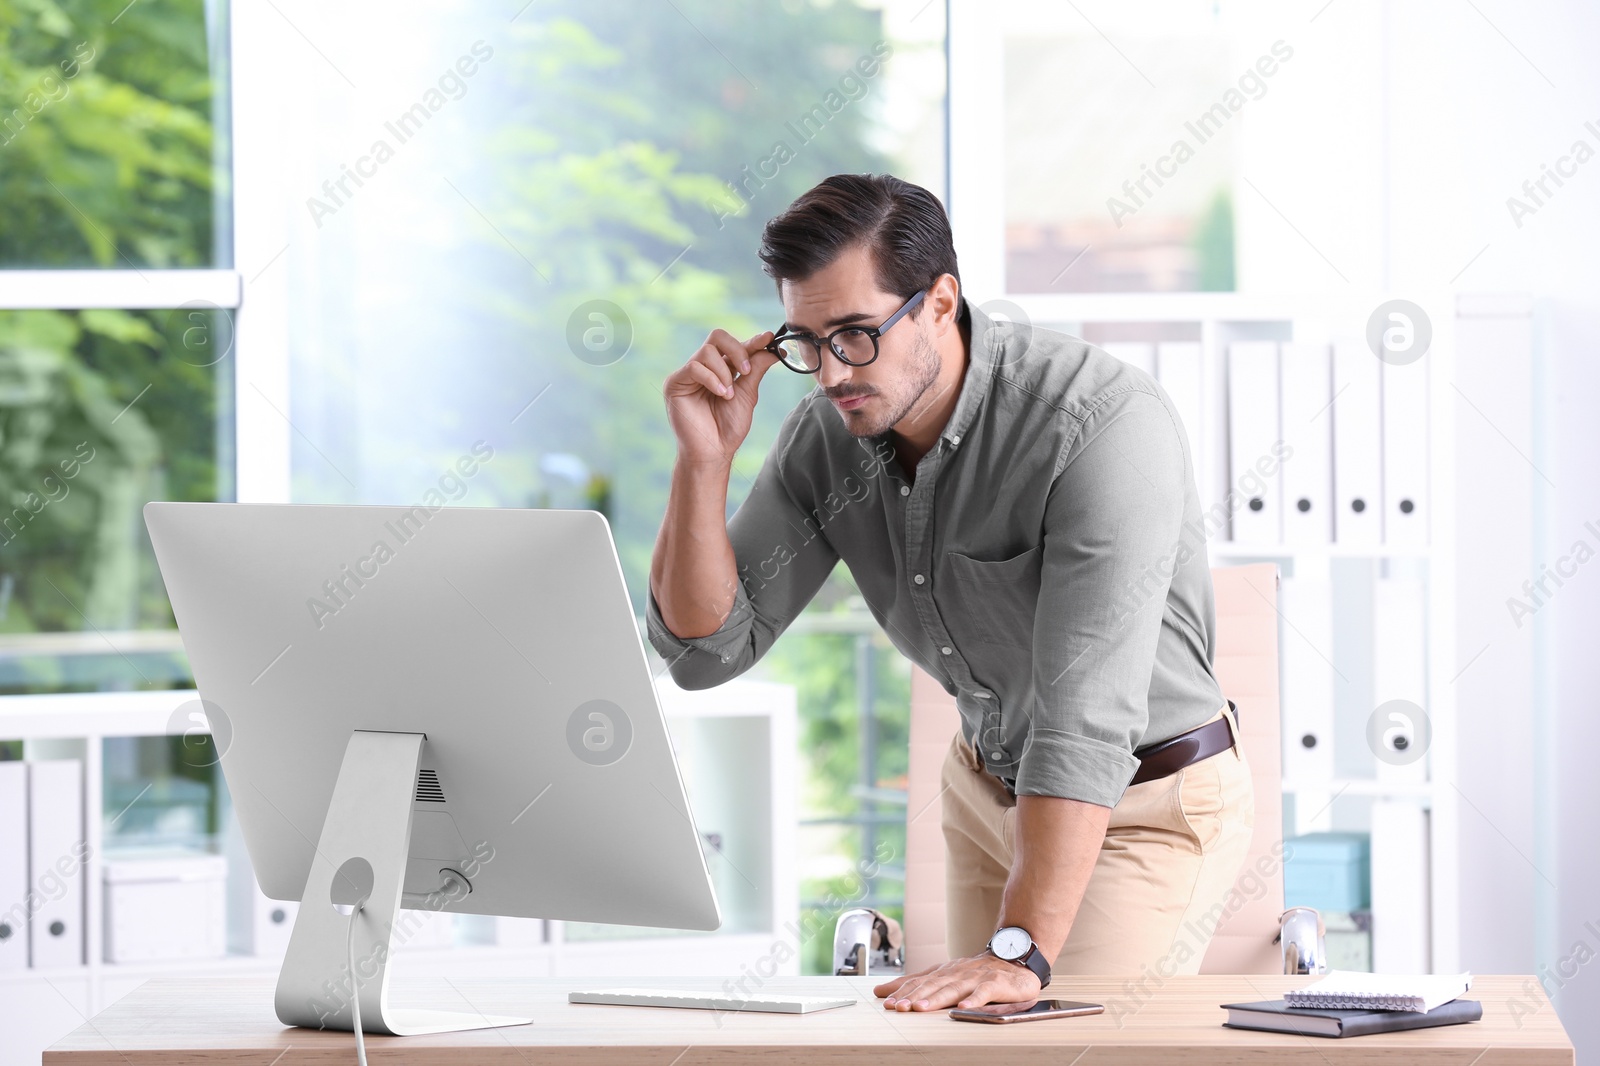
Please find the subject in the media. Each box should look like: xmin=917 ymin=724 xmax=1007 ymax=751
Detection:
xmin=940 ymin=705 xmax=1255 ymax=975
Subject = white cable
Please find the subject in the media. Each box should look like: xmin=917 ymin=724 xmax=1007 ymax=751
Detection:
xmin=345 ymin=899 xmax=368 ymax=1066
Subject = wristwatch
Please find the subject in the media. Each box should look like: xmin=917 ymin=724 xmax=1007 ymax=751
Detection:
xmin=986 ymin=925 xmax=1051 ymax=988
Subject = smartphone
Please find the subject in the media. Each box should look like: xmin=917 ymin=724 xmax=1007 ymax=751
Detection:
xmin=948 ymin=999 xmax=1105 ymax=1024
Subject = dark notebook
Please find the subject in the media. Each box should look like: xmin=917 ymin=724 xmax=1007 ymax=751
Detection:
xmin=1221 ymin=998 xmax=1483 ymax=1038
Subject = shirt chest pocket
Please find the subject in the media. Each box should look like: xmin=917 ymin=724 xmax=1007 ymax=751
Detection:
xmin=939 ymin=545 xmax=1044 ymax=652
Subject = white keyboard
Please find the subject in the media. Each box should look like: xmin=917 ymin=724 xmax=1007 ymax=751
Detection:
xmin=569 ymin=988 xmax=857 ymax=1014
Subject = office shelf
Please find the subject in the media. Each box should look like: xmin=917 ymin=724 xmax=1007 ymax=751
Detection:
xmin=984 ymin=291 xmax=1463 ymax=979
xmin=0 ymin=676 xmax=797 ymax=1050
xmin=1209 ymin=543 xmax=1434 ymax=561
xmin=1280 ymin=777 xmax=1438 ymax=800
xmin=0 ymin=953 xmax=281 ymax=987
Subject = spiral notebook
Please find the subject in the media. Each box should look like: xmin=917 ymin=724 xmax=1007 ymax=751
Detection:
xmin=1284 ymin=971 xmax=1473 ymax=1013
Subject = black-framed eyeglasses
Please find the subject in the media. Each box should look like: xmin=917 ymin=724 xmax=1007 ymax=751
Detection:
xmin=765 ymin=289 xmax=927 ymax=374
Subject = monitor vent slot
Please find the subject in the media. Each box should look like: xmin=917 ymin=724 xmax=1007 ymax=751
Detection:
xmin=415 ymin=768 xmax=446 ymax=803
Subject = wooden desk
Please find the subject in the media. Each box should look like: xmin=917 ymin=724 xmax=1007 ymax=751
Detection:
xmin=46 ymin=974 xmax=1573 ymax=1064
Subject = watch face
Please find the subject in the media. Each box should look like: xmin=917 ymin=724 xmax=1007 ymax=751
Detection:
xmin=989 ymin=926 xmax=1031 ymax=961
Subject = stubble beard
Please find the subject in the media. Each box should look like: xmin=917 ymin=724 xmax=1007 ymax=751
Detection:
xmin=835 ymin=326 xmax=942 ymax=439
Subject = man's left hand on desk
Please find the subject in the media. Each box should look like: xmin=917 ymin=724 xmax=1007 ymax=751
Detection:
xmin=873 ymin=952 xmax=1042 ymax=1012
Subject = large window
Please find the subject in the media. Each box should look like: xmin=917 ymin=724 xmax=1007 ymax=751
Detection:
xmin=0 ymin=0 xmax=233 ymax=695
xmin=2 ymin=0 xmax=945 ymax=973
xmin=0 ymin=0 xmax=940 ymax=973
xmin=1005 ymin=22 xmax=1239 ymax=293
xmin=0 ymin=307 xmax=230 ymax=693
xmin=241 ymin=0 xmax=946 ymax=970
xmin=955 ymin=0 xmax=1253 ymax=294
xmin=0 ymin=0 xmax=229 ymax=270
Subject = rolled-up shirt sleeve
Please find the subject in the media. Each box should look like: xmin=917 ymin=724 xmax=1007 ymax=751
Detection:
xmin=645 ymin=410 xmax=840 ymax=690
xmin=1015 ymin=390 xmax=1190 ymax=806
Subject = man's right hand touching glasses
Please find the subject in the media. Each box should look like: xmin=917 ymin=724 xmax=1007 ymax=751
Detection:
xmin=662 ymin=328 xmax=781 ymax=470
xmin=652 ymin=328 xmax=780 ymax=643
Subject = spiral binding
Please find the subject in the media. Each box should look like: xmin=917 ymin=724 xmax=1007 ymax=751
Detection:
xmin=1285 ymin=992 xmax=1423 ymax=1012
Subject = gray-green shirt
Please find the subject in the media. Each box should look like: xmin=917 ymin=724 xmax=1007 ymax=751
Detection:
xmin=646 ymin=298 xmax=1225 ymax=808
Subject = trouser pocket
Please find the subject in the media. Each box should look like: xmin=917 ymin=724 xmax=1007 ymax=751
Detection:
xmin=1177 ymin=739 xmax=1254 ymax=854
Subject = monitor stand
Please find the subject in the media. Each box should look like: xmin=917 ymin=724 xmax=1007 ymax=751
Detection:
xmin=274 ymin=729 xmax=532 ymax=1035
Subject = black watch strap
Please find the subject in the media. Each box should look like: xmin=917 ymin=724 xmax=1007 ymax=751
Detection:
xmin=1018 ymin=943 xmax=1051 ymax=988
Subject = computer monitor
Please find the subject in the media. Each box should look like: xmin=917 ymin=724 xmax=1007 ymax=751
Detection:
xmin=144 ymin=502 xmax=721 ymax=1036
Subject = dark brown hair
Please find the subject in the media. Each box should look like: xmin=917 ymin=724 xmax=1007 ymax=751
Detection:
xmin=758 ymin=174 xmax=960 ymax=310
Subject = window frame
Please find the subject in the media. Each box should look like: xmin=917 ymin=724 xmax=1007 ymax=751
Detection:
xmin=0 ymin=0 xmax=291 ymax=697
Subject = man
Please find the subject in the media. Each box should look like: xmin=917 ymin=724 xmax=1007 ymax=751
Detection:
xmin=647 ymin=173 xmax=1253 ymax=1011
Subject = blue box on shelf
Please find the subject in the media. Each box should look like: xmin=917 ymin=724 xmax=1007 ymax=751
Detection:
xmin=1283 ymin=831 xmax=1370 ymax=912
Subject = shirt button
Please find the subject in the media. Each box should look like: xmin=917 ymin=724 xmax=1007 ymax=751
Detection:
xmin=975 ymin=691 xmax=992 ymax=699
xmin=913 ymin=574 xmax=925 ymax=585
xmin=952 ymin=435 xmax=961 ymax=445
xmin=900 ymin=485 xmax=910 ymax=496
xmin=941 ymin=646 xmax=953 ymax=655
xmin=991 ymin=751 xmax=1004 ymax=761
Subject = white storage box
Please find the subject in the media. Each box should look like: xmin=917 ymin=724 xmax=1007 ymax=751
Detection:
xmin=103 ymin=849 xmax=228 ymax=964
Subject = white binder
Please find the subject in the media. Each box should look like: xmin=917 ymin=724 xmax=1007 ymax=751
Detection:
xmin=1227 ymin=341 xmax=1282 ymax=543
xmin=28 ymin=760 xmax=85 ymax=969
xmin=1279 ymin=578 xmax=1336 ymax=820
xmin=1279 ymin=342 xmax=1334 ymax=545
xmin=228 ymin=869 xmax=299 ymax=957
xmin=1372 ymin=578 xmax=1429 ymax=785
xmin=1157 ymin=342 xmax=1210 ymax=510
xmin=1332 ymin=342 xmax=1383 ymax=546
xmin=1101 ymin=341 xmax=1156 ymax=378
xmin=1382 ymin=354 xmax=1430 ymax=548
xmin=1370 ymin=799 xmax=1431 ymax=972
xmin=248 ymin=886 xmax=297 ymax=957
xmin=0 ymin=761 xmax=27 ymax=970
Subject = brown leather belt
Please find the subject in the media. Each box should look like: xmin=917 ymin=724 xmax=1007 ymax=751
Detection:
xmin=997 ymin=702 xmax=1238 ymax=796
xmin=1126 ymin=700 xmax=1238 ymax=787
